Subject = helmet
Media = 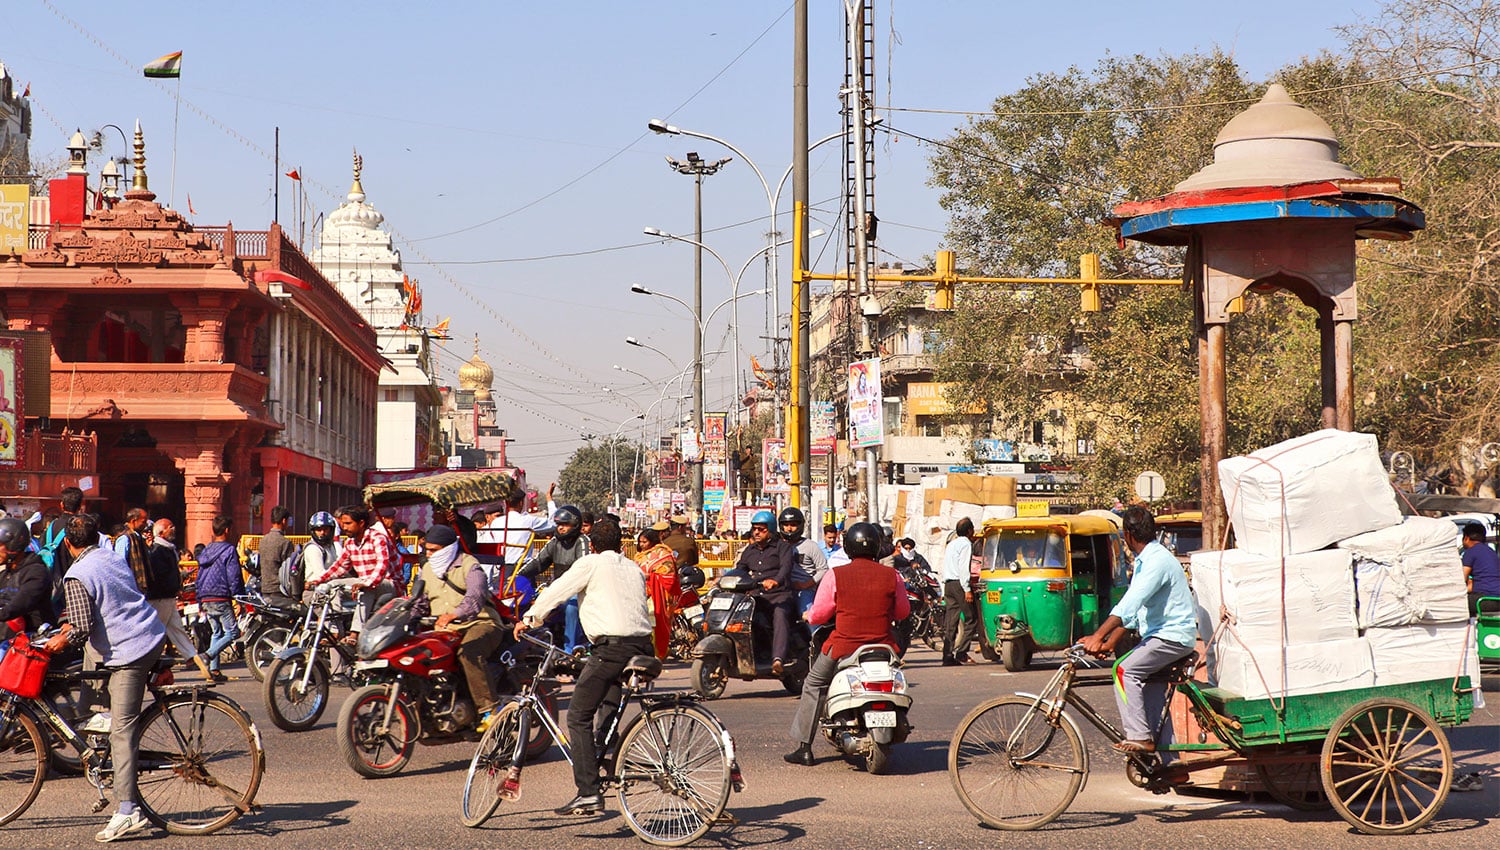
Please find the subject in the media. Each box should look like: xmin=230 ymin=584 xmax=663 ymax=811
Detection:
xmin=843 ymin=522 xmax=882 ymax=559
xmin=750 ymin=509 xmax=775 ymax=527
xmin=309 ymin=511 xmax=337 ymax=529
xmin=777 ymin=507 xmax=805 ymax=540
xmin=678 ymin=565 xmax=706 ymax=590
xmin=0 ymin=518 xmax=29 ymax=554
xmin=552 ymin=505 xmax=582 ymax=527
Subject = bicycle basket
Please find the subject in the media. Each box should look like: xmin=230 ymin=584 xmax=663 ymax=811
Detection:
xmin=0 ymin=632 xmax=51 ymax=698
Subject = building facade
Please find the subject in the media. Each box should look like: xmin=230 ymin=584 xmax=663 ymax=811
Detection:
xmin=311 ymin=154 xmax=440 ymax=471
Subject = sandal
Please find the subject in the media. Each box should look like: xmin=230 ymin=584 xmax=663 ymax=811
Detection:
xmin=1112 ymin=739 xmax=1156 ymax=754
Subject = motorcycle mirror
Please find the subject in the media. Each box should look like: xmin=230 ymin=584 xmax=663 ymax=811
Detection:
xmin=1009 ymin=561 xmax=1021 ymax=574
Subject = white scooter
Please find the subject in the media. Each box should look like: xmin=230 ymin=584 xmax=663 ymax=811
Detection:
xmin=818 ymin=640 xmax=913 ymax=774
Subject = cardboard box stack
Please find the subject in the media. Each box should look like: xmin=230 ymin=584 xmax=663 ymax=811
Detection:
xmin=1191 ymin=429 xmax=1481 ymax=702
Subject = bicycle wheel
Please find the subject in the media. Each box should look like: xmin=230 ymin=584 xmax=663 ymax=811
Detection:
xmin=948 ymin=695 xmax=1086 ymax=830
xmin=0 ymin=706 xmax=46 ymax=826
xmin=135 ymin=693 xmax=265 ymax=835
xmin=460 ymin=702 xmax=523 ymax=828
xmin=263 ymin=654 xmax=330 ymax=732
xmin=614 ymin=704 xmax=732 ymax=847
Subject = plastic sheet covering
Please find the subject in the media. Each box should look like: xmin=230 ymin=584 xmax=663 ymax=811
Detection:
xmin=1189 ymin=548 xmax=1359 ymax=647
xmin=1337 ymin=516 xmax=1470 ymax=628
xmin=1218 ymin=429 xmax=1402 ymax=557
xmin=1213 ymin=634 xmax=1374 ymax=700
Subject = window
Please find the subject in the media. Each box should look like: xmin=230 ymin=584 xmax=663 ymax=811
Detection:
xmin=384 ymin=389 xmax=400 ymax=402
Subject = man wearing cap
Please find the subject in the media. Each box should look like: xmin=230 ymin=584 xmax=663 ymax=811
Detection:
xmin=422 ymin=524 xmax=510 ymax=732
xmin=732 ymin=509 xmax=796 ymax=674
xmin=663 ymin=513 xmax=699 ymax=572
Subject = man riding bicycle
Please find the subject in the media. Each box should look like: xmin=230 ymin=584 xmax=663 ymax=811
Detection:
xmin=514 ymin=516 xmax=653 ymax=816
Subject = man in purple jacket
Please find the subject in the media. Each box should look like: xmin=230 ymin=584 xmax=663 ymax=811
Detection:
xmin=194 ymin=515 xmax=244 ymax=683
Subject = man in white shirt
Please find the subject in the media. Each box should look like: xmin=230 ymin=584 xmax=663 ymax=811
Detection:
xmin=479 ymin=490 xmax=555 ymax=577
xmin=515 ymin=516 xmax=652 ymax=817
xmin=940 ymin=517 xmax=976 ymax=666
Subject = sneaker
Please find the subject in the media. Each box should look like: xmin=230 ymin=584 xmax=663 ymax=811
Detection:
xmin=1451 ymin=772 xmax=1484 ymax=792
xmin=95 ymin=810 xmax=150 ymax=843
xmin=553 ymin=793 xmax=603 ymax=816
xmin=81 ymin=713 xmax=113 ymax=734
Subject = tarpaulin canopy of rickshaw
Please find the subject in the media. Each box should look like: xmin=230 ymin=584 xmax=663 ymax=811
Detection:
xmin=363 ymin=470 xmax=519 ymax=510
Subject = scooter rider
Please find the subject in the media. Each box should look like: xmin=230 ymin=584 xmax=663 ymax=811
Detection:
xmin=785 ymin=521 xmax=909 ymax=766
xmin=779 ymin=507 xmax=828 ymax=615
xmin=0 ymin=517 xmax=54 ymax=639
xmin=733 ymin=509 xmax=795 ymax=675
xmin=517 ymin=505 xmax=590 ymax=652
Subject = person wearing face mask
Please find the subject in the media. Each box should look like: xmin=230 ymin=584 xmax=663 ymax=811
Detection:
xmin=422 ymin=524 xmax=509 ymax=733
xmin=892 ymin=537 xmax=932 ymax=577
xmin=517 ymin=505 xmax=591 ymax=652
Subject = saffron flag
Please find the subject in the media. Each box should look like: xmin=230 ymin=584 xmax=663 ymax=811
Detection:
xmin=284 ymin=169 xmax=301 ymax=181
xmin=750 ymin=355 xmax=774 ymax=389
xmin=186 ymin=194 xmax=197 ymax=216
xmin=432 ymin=318 xmax=451 ymax=337
xmin=143 ymin=51 xmax=183 ymax=79
xmin=21 ymin=82 xmax=29 ymax=98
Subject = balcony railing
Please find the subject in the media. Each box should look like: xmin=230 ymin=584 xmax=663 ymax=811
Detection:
xmin=20 ymin=430 xmax=97 ymax=473
xmin=197 ymin=227 xmax=269 ymax=258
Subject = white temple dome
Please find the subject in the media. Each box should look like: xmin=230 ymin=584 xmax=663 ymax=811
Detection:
xmin=1174 ymin=84 xmax=1361 ymax=192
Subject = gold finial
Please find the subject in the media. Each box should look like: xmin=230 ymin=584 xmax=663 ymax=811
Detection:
xmin=349 ymin=148 xmax=365 ymax=198
xmin=473 ymin=333 xmax=481 ymax=356
xmin=125 ymin=119 xmax=155 ymax=201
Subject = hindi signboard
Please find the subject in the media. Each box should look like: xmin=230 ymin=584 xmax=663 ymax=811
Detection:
xmin=0 ymin=185 xmax=28 ymax=256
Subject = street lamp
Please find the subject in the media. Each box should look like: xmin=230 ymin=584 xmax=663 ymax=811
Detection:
xmin=610 ymin=414 xmax=646 ymax=510
xmin=624 ymin=336 xmax=676 ymax=368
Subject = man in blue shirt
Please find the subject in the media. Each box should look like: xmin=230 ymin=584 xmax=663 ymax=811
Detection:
xmin=940 ymin=518 xmax=977 ymax=666
xmin=1081 ymin=506 xmax=1197 ymax=754
xmin=1461 ymin=522 xmax=1500 ymax=615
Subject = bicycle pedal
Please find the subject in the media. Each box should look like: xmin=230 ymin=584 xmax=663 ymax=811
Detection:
xmin=499 ymin=766 xmax=523 ymax=801
xmin=91 ymin=798 xmax=109 ymax=813
xmin=712 ymin=811 xmax=739 ymax=827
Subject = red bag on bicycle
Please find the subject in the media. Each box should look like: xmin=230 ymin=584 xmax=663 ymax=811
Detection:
xmin=0 ymin=629 xmax=51 ymax=699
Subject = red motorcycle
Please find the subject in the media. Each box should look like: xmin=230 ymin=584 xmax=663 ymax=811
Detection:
xmin=335 ymin=584 xmax=555 ymax=777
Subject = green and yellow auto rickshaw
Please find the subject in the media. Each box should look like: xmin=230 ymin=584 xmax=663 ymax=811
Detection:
xmin=974 ymin=514 xmax=1132 ymax=671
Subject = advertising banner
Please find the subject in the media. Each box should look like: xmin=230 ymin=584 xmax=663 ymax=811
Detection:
xmin=680 ymin=427 xmax=701 ymax=463
xmin=702 ymin=413 xmax=727 ymax=511
xmin=848 ymin=358 xmax=884 ymax=448
xmin=762 ymin=437 xmax=789 ymax=494
xmin=0 ymin=185 xmax=28 ymax=256
xmin=0 ymin=337 xmax=21 ymax=466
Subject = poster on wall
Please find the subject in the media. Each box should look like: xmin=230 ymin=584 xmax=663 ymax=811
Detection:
xmin=0 ymin=337 xmax=22 ymax=467
xmin=702 ymin=413 xmax=727 ymax=511
xmin=762 ymin=437 xmax=789 ymax=494
xmin=847 ymin=358 xmax=884 ymax=448
xmin=0 ymin=185 xmax=28 ymax=256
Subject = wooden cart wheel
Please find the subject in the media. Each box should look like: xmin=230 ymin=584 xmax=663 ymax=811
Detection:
xmin=1253 ymin=743 xmax=1329 ymax=811
xmin=1320 ymin=698 xmax=1452 ymax=835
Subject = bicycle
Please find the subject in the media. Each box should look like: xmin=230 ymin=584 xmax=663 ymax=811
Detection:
xmin=0 ymin=636 xmax=265 ymax=835
xmin=460 ymin=631 xmax=744 ymax=847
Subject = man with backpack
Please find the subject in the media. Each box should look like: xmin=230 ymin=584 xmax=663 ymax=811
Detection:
xmin=256 ymin=506 xmax=298 ymax=607
xmin=40 ymin=486 xmax=88 ymax=578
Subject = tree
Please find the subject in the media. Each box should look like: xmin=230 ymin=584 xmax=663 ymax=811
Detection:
xmin=927 ymin=1 xmax=1500 ymax=501
xmin=557 ymin=437 xmax=642 ymax=515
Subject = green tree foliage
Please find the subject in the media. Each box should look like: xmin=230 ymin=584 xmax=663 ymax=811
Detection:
xmin=557 ymin=438 xmax=641 ymax=515
xmin=928 ymin=0 xmax=1500 ymax=501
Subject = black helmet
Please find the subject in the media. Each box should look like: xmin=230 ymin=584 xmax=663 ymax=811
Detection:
xmin=844 ymin=522 xmax=882 ymax=559
xmin=0 ymin=518 xmax=28 ymax=555
xmin=552 ymin=505 xmax=582 ymax=527
xmin=777 ymin=507 xmax=805 ymax=541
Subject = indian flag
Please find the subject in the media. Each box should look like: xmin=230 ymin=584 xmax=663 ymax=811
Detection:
xmin=143 ymin=51 xmax=182 ymax=79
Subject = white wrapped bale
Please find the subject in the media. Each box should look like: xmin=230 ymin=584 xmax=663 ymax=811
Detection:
xmin=1212 ymin=635 xmax=1374 ymax=699
xmin=1218 ymin=429 xmax=1402 ymax=557
xmin=1366 ymin=622 xmax=1483 ymax=691
xmin=1337 ymin=517 xmax=1470 ymax=628
xmin=1189 ymin=549 xmax=1359 ymax=646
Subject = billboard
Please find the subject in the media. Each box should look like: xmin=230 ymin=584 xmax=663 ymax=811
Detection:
xmin=0 ymin=337 xmax=19 ymax=466
xmin=762 ymin=437 xmax=789 ymax=494
xmin=848 ymin=358 xmax=884 ymax=448
xmin=0 ymin=185 xmax=28 ymax=256
xmin=702 ymin=413 xmax=727 ymax=510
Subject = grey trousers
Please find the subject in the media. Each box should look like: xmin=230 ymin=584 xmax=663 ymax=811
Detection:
xmin=789 ymin=652 xmax=842 ymax=746
xmin=108 ymin=645 xmax=164 ymax=807
xmin=149 ymin=598 xmax=199 ymax=660
xmin=1113 ymin=636 xmax=1194 ymax=744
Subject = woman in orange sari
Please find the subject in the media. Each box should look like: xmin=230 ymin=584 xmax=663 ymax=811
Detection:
xmin=634 ymin=524 xmax=680 ymax=659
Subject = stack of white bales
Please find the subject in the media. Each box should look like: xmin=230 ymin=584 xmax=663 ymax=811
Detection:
xmin=1190 ymin=429 xmax=1479 ymax=702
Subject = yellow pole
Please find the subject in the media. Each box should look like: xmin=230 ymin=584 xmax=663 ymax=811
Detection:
xmin=787 ymin=200 xmax=806 ymax=508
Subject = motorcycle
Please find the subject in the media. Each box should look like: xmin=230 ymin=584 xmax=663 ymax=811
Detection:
xmin=261 ymin=584 xmax=361 ymax=732
xmin=334 ymin=584 xmax=554 ymax=778
xmin=234 ymin=590 xmax=304 ymax=683
xmin=669 ymin=565 xmax=707 ymax=661
xmin=894 ymin=561 xmax=943 ymax=653
xmin=814 ymin=633 xmax=913 ymax=774
xmin=691 ymin=574 xmax=810 ymax=699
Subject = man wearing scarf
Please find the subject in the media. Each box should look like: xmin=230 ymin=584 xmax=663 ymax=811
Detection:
xmin=424 ymin=524 xmax=509 ymax=732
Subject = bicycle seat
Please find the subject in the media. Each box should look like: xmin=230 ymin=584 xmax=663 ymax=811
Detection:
xmin=623 ymin=655 xmax=663 ymax=683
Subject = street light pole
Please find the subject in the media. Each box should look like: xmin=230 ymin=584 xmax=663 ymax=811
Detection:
xmin=664 ymin=154 xmax=730 ymax=528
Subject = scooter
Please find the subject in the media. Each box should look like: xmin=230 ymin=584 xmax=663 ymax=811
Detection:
xmin=816 ymin=635 xmax=913 ymax=775
xmin=691 ymin=574 xmax=810 ymax=699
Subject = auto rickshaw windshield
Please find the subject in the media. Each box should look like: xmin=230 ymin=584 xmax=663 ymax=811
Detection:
xmin=986 ymin=530 xmax=1067 ymax=570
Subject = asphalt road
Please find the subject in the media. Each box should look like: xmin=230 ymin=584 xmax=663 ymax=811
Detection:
xmin=8 ymin=646 xmax=1497 ymax=849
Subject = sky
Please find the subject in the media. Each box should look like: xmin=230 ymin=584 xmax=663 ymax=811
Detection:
xmin=5 ymin=0 xmax=1371 ymax=484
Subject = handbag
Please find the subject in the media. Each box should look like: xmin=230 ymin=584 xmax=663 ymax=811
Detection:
xmin=0 ymin=629 xmax=51 ymax=699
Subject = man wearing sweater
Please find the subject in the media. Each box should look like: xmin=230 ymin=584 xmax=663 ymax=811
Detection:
xmin=194 ymin=515 xmax=245 ymax=683
xmin=45 ymin=513 xmax=167 ymax=843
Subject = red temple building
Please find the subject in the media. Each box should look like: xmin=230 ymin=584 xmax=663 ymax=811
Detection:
xmin=0 ymin=124 xmax=381 ymax=546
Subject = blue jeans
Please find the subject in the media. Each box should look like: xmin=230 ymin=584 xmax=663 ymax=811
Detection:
xmin=202 ymin=601 xmax=239 ymax=672
xmin=562 ymin=596 xmax=584 ymax=653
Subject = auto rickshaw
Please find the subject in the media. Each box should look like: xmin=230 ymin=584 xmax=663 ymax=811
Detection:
xmin=974 ymin=514 xmax=1131 ymax=671
xmin=1153 ymin=509 xmax=1205 ymax=570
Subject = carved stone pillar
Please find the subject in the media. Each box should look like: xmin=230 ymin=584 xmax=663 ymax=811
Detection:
xmin=171 ymin=293 xmax=232 ymax=364
xmin=158 ymin=423 xmax=231 ymax=550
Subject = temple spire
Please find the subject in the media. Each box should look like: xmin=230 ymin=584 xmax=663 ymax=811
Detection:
xmin=348 ymin=149 xmax=365 ymax=202
xmin=124 ymin=119 xmax=156 ymax=201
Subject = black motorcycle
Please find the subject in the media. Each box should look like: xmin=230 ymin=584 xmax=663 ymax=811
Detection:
xmin=235 ymin=590 xmax=305 ymax=683
xmin=690 ymin=574 xmax=810 ymax=698
xmin=895 ymin=561 xmax=943 ymax=653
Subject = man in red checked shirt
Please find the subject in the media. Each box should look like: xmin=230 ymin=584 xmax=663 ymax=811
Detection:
xmin=306 ymin=504 xmax=402 ymax=642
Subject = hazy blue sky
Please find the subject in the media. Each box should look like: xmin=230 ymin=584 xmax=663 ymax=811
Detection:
xmin=7 ymin=1 xmax=1370 ymax=482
